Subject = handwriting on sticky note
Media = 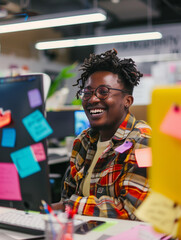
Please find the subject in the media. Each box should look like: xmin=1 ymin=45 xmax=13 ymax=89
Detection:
xmin=28 ymin=88 xmax=42 ymax=108
xmin=10 ymin=146 xmax=41 ymax=178
xmin=0 ymin=163 xmax=22 ymax=201
xmin=31 ymin=142 xmax=46 ymax=162
xmin=160 ymin=105 xmax=181 ymax=140
xmin=1 ymin=128 xmax=16 ymax=147
xmin=135 ymin=191 xmax=181 ymax=238
xmin=115 ymin=141 xmax=133 ymax=153
xmin=135 ymin=147 xmax=152 ymax=167
xmin=22 ymin=110 xmax=53 ymax=142
xmin=0 ymin=110 xmax=11 ymax=128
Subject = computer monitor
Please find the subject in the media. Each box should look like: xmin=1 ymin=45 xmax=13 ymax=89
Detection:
xmin=47 ymin=111 xmax=75 ymax=140
xmin=0 ymin=74 xmax=52 ymax=211
xmin=47 ymin=109 xmax=90 ymax=141
xmin=74 ymin=110 xmax=90 ymax=136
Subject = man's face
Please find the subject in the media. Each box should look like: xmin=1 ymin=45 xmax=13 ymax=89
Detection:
xmin=82 ymin=71 xmax=132 ymax=132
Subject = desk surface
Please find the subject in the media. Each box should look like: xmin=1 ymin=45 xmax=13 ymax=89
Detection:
xmin=0 ymin=215 xmax=146 ymax=240
xmin=74 ymin=215 xmax=144 ymax=240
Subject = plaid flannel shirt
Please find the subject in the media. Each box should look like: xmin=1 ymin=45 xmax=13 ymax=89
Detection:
xmin=62 ymin=112 xmax=151 ymax=219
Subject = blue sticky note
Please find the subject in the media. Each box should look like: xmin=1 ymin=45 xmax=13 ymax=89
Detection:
xmin=10 ymin=146 xmax=41 ymax=178
xmin=22 ymin=110 xmax=53 ymax=142
xmin=1 ymin=128 xmax=16 ymax=147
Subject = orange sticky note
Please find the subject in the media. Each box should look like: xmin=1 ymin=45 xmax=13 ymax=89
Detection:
xmin=135 ymin=147 xmax=152 ymax=167
xmin=0 ymin=110 xmax=11 ymax=128
xmin=160 ymin=105 xmax=181 ymax=140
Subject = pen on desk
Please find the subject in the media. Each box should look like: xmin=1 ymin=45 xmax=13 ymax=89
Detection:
xmin=41 ymin=200 xmax=64 ymax=227
xmin=41 ymin=200 xmax=57 ymax=240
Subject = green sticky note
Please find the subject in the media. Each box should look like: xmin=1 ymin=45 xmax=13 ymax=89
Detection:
xmin=93 ymin=221 xmax=117 ymax=232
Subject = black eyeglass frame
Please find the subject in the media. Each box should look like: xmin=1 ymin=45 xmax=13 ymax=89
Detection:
xmin=78 ymin=85 xmax=131 ymax=101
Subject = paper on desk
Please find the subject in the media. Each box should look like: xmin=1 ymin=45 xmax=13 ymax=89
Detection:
xmin=1 ymin=128 xmax=16 ymax=148
xmin=10 ymin=146 xmax=41 ymax=178
xmin=0 ymin=163 xmax=22 ymax=201
xmin=106 ymin=224 xmax=171 ymax=240
xmin=135 ymin=190 xmax=181 ymax=238
xmin=160 ymin=105 xmax=181 ymax=140
xmin=135 ymin=147 xmax=152 ymax=167
xmin=28 ymin=88 xmax=42 ymax=108
xmin=22 ymin=110 xmax=53 ymax=142
xmin=93 ymin=221 xmax=117 ymax=232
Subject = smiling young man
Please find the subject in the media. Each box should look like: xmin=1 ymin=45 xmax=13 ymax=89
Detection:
xmin=52 ymin=49 xmax=151 ymax=219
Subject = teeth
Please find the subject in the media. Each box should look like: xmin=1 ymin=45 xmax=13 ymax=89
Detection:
xmin=90 ymin=109 xmax=104 ymax=114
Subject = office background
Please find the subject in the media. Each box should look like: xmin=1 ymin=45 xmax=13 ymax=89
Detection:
xmin=0 ymin=0 xmax=181 ymax=201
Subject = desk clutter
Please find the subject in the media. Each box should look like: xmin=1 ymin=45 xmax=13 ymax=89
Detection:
xmin=0 ymin=205 xmax=84 ymax=239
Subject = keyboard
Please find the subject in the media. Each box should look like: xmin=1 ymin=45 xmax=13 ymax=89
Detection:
xmin=0 ymin=207 xmax=85 ymax=236
xmin=0 ymin=207 xmax=45 ymax=236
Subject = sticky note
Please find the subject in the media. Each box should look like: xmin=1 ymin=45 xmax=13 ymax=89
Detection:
xmin=0 ymin=163 xmax=22 ymax=201
xmin=10 ymin=146 xmax=41 ymax=178
xmin=0 ymin=110 xmax=11 ymax=128
xmin=135 ymin=190 xmax=181 ymax=238
xmin=31 ymin=142 xmax=46 ymax=162
xmin=135 ymin=147 xmax=152 ymax=167
xmin=107 ymin=224 xmax=170 ymax=240
xmin=28 ymin=88 xmax=42 ymax=108
xmin=1 ymin=128 xmax=16 ymax=147
xmin=160 ymin=105 xmax=181 ymax=140
xmin=93 ymin=221 xmax=117 ymax=232
xmin=115 ymin=141 xmax=133 ymax=153
xmin=22 ymin=110 xmax=53 ymax=142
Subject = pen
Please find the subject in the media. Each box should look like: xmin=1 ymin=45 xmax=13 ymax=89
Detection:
xmin=41 ymin=200 xmax=64 ymax=227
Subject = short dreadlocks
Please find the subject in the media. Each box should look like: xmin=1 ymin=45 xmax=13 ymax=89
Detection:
xmin=74 ymin=49 xmax=143 ymax=98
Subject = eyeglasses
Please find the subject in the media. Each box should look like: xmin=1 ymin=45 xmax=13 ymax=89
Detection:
xmin=78 ymin=85 xmax=130 ymax=101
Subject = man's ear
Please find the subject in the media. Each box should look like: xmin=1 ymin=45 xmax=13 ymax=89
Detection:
xmin=124 ymin=95 xmax=133 ymax=108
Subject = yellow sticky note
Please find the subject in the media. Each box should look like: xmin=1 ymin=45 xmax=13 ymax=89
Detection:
xmin=135 ymin=191 xmax=181 ymax=238
xmin=135 ymin=147 xmax=152 ymax=167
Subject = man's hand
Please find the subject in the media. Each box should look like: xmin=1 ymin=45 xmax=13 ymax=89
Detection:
xmin=51 ymin=201 xmax=65 ymax=211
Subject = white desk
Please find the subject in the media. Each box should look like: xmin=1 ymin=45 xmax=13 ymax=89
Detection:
xmin=0 ymin=215 xmax=145 ymax=240
xmin=74 ymin=215 xmax=145 ymax=240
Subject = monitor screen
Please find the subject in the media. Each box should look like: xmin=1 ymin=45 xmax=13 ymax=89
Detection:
xmin=0 ymin=74 xmax=52 ymax=211
xmin=47 ymin=111 xmax=74 ymax=140
xmin=74 ymin=110 xmax=90 ymax=136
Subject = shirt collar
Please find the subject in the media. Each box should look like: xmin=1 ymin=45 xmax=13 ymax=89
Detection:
xmin=88 ymin=112 xmax=136 ymax=143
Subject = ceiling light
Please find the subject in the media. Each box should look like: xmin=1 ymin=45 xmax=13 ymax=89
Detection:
xmin=0 ymin=8 xmax=106 ymax=34
xmin=35 ymin=31 xmax=162 ymax=50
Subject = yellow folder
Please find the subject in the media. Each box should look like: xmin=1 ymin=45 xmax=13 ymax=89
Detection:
xmin=135 ymin=85 xmax=181 ymax=238
xmin=148 ymin=85 xmax=181 ymax=203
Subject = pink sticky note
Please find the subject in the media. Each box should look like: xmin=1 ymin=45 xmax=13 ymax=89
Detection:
xmin=107 ymin=224 xmax=167 ymax=240
xmin=28 ymin=88 xmax=42 ymax=108
xmin=160 ymin=105 xmax=181 ymax=140
xmin=135 ymin=147 xmax=152 ymax=167
xmin=31 ymin=142 xmax=46 ymax=162
xmin=0 ymin=163 xmax=22 ymax=201
xmin=115 ymin=141 xmax=133 ymax=153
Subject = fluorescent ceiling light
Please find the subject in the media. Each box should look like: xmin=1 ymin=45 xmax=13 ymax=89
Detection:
xmin=0 ymin=8 xmax=106 ymax=34
xmin=35 ymin=31 xmax=162 ymax=50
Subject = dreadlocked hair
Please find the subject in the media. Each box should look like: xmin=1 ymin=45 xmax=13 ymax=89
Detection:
xmin=73 ymin=49 xmax=143 ymax=97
